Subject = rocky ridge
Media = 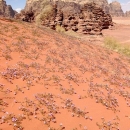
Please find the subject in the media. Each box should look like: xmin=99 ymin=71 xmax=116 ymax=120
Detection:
xmin=0 ymin=0 xmax=16 ymax=18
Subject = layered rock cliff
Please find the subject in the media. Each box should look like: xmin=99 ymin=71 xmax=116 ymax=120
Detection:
xmin=0 ymin=0 xmax=16 ymax=18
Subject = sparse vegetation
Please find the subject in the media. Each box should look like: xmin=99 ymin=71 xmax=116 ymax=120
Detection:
xmin=36 ymin=1 xmax=54 ymax=25
xmin=64 ymin=30 xmax=81 ymax=38
xmin=0 ymin=15 xmax=130 ymax=130
xmin=104 ymin=37 xmax=130 ymax=57
xmin=55 ymin=25 xmax=65 ymax=33
xmin=2 ymin=53 xmax=12 ymax=60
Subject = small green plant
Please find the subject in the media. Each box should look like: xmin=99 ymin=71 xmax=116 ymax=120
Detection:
xmin=104 ymin=37 xmax=130 ymax=57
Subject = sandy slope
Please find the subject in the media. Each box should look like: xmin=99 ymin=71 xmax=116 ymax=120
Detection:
xmin=0 ymin=18 xmax=130 ymax=130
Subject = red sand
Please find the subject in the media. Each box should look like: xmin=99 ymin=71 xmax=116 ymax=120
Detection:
xmin=0 ymin=18 xmax=130 ymax=130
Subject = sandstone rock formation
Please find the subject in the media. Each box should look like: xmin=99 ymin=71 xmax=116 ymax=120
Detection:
xmin=24 ymin=0 xmax=42 ymax=12
xmin=42 ymin=2 xmax=113 ymax=35
xmin=77 ymin=0 xmax=110 ymax=13
xmin=125 ymin=11 xmax=130 ymax=17
xmin=25 ymin=0 xmax=110 ymax=13
xmin=18 ymin=1 xmax=113 ymax=35
xmin=109 ymin=1 xmax=124 ymax=17
xmin=55 ymin=1 xmax=81 ymax=15
xmin=0 ymin=0 xmax=16 ymax=18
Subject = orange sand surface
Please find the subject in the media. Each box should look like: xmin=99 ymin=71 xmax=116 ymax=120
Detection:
xmin=0 ymin=18 xmax=130 ymax=130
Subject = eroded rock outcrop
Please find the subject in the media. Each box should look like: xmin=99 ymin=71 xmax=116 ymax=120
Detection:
xmin=17 ymin=1 xmax=113 ymax=35
xmin=0 ymin=0 xmax=16 ymax=18
xmin=25 ymin=0 xmax=110 ymax=13
xmin=24 ymin=0 xmax=42 ymax=12
xmin=42 ymin=2 xmax=113 ymax=35
xmin=25 ymin=0 xmax=129 ymax=17
xmin=109 ymin=1 xmax=124 ymax=17
xmin=125 ymin=11 xmax=130 ymax=17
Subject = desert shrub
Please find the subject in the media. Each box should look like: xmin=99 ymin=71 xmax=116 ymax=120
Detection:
xmin=36 ymin=1 xmax=54 ymax=25
xmin=56 ymin=25 xmax=65 ymax=33
xmin=104 ymin=37 xmax=130 ymax=57
xmin=104 ymin=37 xmax=120 ymax=51
xmin=41 ymin=5 xmax=53 ymax=20
xmin=121 ymin=45 xmax=130 ymax=57
xmin=35 ymin=14 xmax=42 ymax=25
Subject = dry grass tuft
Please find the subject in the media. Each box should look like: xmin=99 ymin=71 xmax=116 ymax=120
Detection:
xmin=64 ymin=30 xmax=81 ymax=38
xmin=104 ymin=37 xmax=130 ymax=57
xmin=36 ymin=2 xmax=53 ymax=25
xmin=55 ymin=25 xmax=65 ymax=33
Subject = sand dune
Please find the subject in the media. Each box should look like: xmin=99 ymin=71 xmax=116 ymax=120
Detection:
xmin=0 ymin=18 xmax=130 ymax=130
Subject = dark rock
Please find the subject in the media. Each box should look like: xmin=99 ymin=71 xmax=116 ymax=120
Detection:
xmin=15 ymin=9 xmax=34 ymax=22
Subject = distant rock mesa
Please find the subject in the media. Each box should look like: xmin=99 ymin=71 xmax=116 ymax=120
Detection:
xmin=0 ymin=0 xmax=16 ymax=18
xmin=109 ymin=1 xmax=124 ymax=17
xmin=125 ymin=11 xmax=130 ymax=17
